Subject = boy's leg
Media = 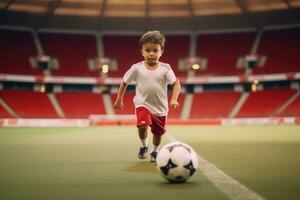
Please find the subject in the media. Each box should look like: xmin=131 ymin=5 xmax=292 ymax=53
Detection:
xmin=150 ymin=115 xmax=166 ymax=162
xmin=150 ymin=134 xmax=161 ymax=161
xmin=138 ymin=125 xmax=148 ymax=147
xmin=136 ymin=107 xmax=152 ymax=159
xmin=152 ymin=134 xmax=161 ymax=147
xmin=137 ymin=126 xmax=149 ymax=159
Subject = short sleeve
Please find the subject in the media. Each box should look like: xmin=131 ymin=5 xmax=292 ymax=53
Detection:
xmin=123 ymin=65 xmax=137 ymax=84
xmin=166 ymin=67 xmax=177 ymax=85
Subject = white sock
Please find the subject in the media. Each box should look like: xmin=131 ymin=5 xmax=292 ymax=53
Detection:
xmin=151 ymin=145 xmax=159 ymax=152
xmin=140 ymin=139 xmax=148 ymax=147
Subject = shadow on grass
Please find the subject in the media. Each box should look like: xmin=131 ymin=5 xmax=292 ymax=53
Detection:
xmin=123 ymin=161 xmax=157 ymax=173
xmin=156 ymin=181 xmax=198 ymax=189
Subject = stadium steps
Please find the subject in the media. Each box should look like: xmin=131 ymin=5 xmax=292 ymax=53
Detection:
xmin=32 ymin=31 xmax=44 ymax=56
xmin=96 ymin=33 xmax=104 ymax=58
xmin=250 ymin=29 xmax=263 ymax=56
xmin=96 ymin=34 xmax=108 ymax=78
xmin=0 ymin=97 xmax=19 ymax=118
xmin=229 ymin=92 xmax=249 ymax=118
xmin=103 ymin=94 xmax=114 ymax=115
xmin=274 ymin=90 xmax=300 ymax=116
xmin=48 ymin=93 xmax=65 ymax=118
xmin=245 ymin=29 xmax=263 ymax=75
xmin=32 ymin=30 xmax=51 ymax=76
xmin=187 ymin=34 xmax=197 ymax=78
xmin=180 ymin=94 xmax=193 ymax=119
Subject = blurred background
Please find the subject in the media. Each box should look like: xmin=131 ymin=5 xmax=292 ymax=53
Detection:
xmin=1 ymin=2 xmax=300 ymax=200
xmin=0 ymin=0 xmax=300 ymax=126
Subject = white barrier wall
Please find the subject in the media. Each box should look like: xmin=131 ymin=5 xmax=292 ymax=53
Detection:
xmin=1 ymin=72 xmax=300 ymax=85
xmin=0 ymin=118 xmax=90 ymax=127
xmin=0 ymin=117 xmax=299 ymax=127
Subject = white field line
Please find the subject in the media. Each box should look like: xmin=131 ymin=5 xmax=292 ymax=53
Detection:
xmin=165 ymin=133 xmax=266 ymax=200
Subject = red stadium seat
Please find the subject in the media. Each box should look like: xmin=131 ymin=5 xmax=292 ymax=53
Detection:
xmin=190 ymin=91 xmax=241 ymax=118
xmin=168 ymin=93 xmax=185 ymax=119
xmin=0 ymin=90 xmax=58 ymax=118
xmin=103 ymin=35 xmax=141 ymax=77
xmin=236 ymin=89 xmax=296 ymax=117
xmin=160 ymin=35 xmax=190 ymax=77
xmin=39 ymin=32 xmax=99 ymax=77
xmin=279 ymin=94 xmax=300 ymax=117
xmin=111 ymin=93 xmax=135 ymax=115
xmin=0 ymin=103 xmax=14 ymax=118
xmin=253 ymin=28 xmax=300 ymax=74
xmin=55 ymin=92 xmax=106 ymax=118
xmin=195 ymin=32 xmax=255 ymax=76
xmin=0 ymin=29 xmax=43 ymax=75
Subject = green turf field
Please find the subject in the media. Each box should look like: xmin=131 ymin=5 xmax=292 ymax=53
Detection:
xmin=0 ymin=125 xmax=300 ymax=200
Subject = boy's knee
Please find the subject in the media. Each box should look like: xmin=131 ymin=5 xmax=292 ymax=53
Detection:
xmin=138 ymin=125 xmax=148 ymax=131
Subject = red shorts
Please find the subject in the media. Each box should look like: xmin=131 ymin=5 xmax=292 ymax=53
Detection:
xmin=136 ymin=107 xmax=166 ymax=136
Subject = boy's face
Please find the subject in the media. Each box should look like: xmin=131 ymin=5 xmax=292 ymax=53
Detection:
xmin=141 ymin=42 xmax=163 ymax=65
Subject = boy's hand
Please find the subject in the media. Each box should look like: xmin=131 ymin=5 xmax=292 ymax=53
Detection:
xmin=170 ymin=99 xmax=179 ymax=110
xmin=113 ymin=99 xmax=124 ymax=109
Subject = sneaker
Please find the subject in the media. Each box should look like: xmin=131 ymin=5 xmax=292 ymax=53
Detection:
xmin=150 ymin=151 xmax=158 ymax=162
xmin=138 ymin=146 xmax=148 ymax=159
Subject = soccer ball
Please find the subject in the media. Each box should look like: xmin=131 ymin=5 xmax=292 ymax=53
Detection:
xmin=156 ymin=141 xmax=199 ymax=183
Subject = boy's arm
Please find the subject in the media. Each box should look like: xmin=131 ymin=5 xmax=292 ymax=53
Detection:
xmin=170 ymin=80 xmax=181 ymax=110
xmin=113 ymin=81 xmax=128 ymax=109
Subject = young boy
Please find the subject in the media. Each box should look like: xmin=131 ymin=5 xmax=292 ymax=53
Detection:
xmin=113 ymin=31 xmax=181 ymax=162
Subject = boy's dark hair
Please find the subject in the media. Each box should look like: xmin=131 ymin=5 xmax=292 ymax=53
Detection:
xmin=139 ymin=31 xmax=166 ymax=50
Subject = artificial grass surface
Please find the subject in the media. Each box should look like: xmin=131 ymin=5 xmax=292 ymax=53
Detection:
xmin=0 ymin=126 xmax=300 ymax=200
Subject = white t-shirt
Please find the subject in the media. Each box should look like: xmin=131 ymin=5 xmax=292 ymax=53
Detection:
xmin=123 ymin=61 xmax=177 ymax=116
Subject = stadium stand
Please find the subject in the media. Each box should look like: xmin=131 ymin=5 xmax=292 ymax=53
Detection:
xmin=253 ymin=28 xmax=300 ymax=74
xmin=190 ymin=91 xmax=241 ymax=118
xmin=279 ymin=94 xmax=300 ymax=117
xmin=0 ymin=103 xmax=14 ymax=118
xmin=236 ymin=89 xmax=296 ymax=117
xmin=0 ymin=90 xmax=58 ymax=118
xmin=1 ymin=27 xmax=299 ymax=121
xmin=160 ymin=35 xmax=190 ymax=77
xmin=111 ymin=93 xmax=135 ymax=115
xmin=195 ymin=32 xmax=256 ymax=76
xmin=102 ymin=35 xmax=141 ymax=77
xmin=0 ymin=29 xmax=43 ymax=75
xmin=39 ymin=32 xmax=99 ymax=77
xmin=168 ymin=93 xmax=186 ymax=119
xmin=55 ymin=92 xmax=106 ymax=118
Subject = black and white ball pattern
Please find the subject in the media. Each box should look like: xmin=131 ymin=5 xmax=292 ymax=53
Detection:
xmin=156 ymin=142 xmax=199 ymax=183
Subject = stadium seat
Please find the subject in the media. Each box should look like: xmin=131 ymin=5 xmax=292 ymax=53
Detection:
xmin=0 ymin=90 xmax=58 ymax=118
xmin=102 ymin=35 xmax=141 ymax=77
xmin=236 ymin=89 xmax=296 ymax=117
xmin=111 ymin=93 xmax=135 ymax=115
xmin=168 ymin=93 xmax=185 ymax=119
xmin=55 ymin=92 xmax=106 ymax=118
xmin=0 ymin=103 xmax=14 ymax=118
xmin=190 ymin=91 xmax=241 ymax=118
xmin=279 ymin=94 xmax=300 ymax=117
xmin=253 ymin=28 xmax=300 ymax=74
xmin=39 ymin=32 xmax=99 ymax=77
xmin=195 ymin=32 xmax=256 ymax=76
xmin=0 ymin=29 xmax=43 ymax=75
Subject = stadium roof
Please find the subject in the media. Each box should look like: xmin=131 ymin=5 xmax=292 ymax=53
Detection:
xmin=1 ymin=0 xmax=300 ymax=31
